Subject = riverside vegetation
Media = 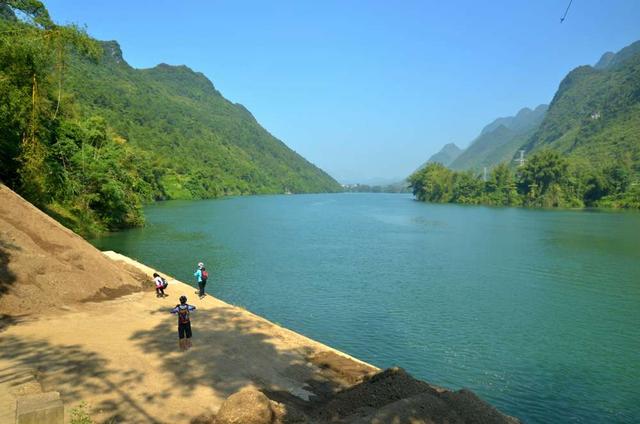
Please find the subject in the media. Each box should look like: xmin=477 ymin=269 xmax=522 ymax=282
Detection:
xmin=413 ymin=40 xmax=640 ymax=209
xmin=0 ymin=1 xmax=340 ymax=236
xmin=409 ymin=150 xmax=639 ymax=208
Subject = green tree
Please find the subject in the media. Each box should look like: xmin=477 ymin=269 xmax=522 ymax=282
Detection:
xmin=408 ymin=163 xmax=454 ymax=202
xmin=516 ymin=150 xmax=576 ymax=207
xmin=451 ymin=171 xmax=483 ymax=204
xmin=485 ymin=163 xmax=520 ymax=206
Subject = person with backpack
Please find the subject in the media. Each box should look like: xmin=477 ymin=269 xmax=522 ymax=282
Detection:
xmin=194 ymin=262 xmax=208 ymax=298
xmin=171 ymin=295 xmax=196 ymax=351
xmin=153 ymin=272 xmax=168 ymax=297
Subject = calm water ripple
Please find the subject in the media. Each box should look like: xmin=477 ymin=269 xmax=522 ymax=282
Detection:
xmin=92 ymin=193 xmax=640 ymax=423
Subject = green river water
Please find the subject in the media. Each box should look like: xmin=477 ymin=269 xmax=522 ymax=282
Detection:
xmin=92 ymin=193 xmax=640 ymax=423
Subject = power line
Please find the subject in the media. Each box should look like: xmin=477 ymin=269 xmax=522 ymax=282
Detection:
xmin=560 ymin=0 xmax=574 ymax=23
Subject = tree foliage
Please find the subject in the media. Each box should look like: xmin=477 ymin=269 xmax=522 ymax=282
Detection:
xmin=0 ymin=1 xmax=341 ymax=235
xmin=409 ymin=150 xmax=639 ymax=209
xmin=411 ymin=40 xmax=640 ymax=210
xmin=0 ymin=1 xmax=159 ymax=234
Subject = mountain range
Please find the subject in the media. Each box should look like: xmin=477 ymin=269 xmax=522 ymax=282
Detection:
xmin=449 ymin=104 xmax=548 ymax=171
xmin=65 ymin=41 xmax=341 ymax=198
xmin=423 ymin=39 xmax=640 ymax=177
xmin=422 ymin=143 xmax=462 ymax=167
xmin=522 ymin=41 xmax=640 ymax=166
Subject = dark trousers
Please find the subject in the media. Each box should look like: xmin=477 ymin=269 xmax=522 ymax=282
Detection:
xmin=178 ymin=322 xmax=192 ymax=339
xmin=198 ymin=280 xmax=206 ymax=296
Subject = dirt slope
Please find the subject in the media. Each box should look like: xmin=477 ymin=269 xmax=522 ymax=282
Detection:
xmin=0 ymin=184 xmax=148 ymax=316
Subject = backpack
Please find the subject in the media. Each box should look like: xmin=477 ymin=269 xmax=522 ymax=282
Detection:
xmin=162 ymin=277 xmax=168 ymax=289
xmin=177 ymin=305 xmax=190 ymax=324
xmin=201 ymin=269 xmax=208 ymax=282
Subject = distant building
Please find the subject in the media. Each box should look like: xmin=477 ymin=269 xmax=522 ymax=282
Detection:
xmin=590 ymin=111 xmax=601 ymax=120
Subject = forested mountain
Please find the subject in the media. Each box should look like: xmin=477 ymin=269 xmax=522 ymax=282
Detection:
xmin=423 ymin=143 xmax=462 ymax=167
xmin=0 ymin=1 xmax=339 ymax=235
xmin=410 ymin=40 xmax=640 ymax=209
xmin=67 ymin=41 xmax=341 ymax=199
xmin=449 ymin=105 xmax=547 ymax=171
xmin=522 ymin=41 xmax=640 ymax=169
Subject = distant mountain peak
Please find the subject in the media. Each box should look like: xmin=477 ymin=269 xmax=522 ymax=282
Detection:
xmin=594 ymin=51 xmax=615 ymax=69
xmin=480 ymin=104 xmax=548 ymax=136
xmin=442 ymin=142 xmax=460 ymax=150
xmin=154 ymin=63 xmax=191 ymax=71
xmin=100 ymin=40 xmax=127 ymax=66
xmin=523 ymin=38 xmax=640 ymax=164
xmin=234 ymin=103 xmax=257 ymax=122
xmin=446 ymin=104 xmax=548 ymax=171
xmin=421 ymin=143 xmax=462 ymax=168
xmin=143 ymin=62 xmax=219 ymax=95
xmin=515 ymin=107 xmax=533 ymax=116
xmin=593 ymin=40 xmax=640 ymax=70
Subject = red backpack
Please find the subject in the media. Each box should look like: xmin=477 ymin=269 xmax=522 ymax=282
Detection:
xmin=201 ymin=269 xmax=208 ymax=282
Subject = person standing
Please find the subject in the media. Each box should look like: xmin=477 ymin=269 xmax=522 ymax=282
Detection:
xmin=194 ymin=261 xmax=208 ymax=298
xmin=171 ymin=295 xmax=196 ymax=351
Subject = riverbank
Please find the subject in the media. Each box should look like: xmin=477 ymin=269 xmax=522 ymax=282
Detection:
xmin=0 ymin=184 xmax=519 ymax=422
xmin=0 ymin=251 xmax=519 ymax=423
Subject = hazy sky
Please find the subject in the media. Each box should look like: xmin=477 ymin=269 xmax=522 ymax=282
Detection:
xmin=47 ymin=1 xmax=640 ymax=184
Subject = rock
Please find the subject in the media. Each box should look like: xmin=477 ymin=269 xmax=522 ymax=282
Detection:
xmin=215 ymin=387 xmax=273 ymax=424
xmin=270 ymin=400 xmax=309 ymax=424
xmin=15 ymin=392 xmax=64 ymax=424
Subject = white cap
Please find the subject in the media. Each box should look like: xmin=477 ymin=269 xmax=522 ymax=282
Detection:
xmin=198 ymin=262 xmax=204 ymax=268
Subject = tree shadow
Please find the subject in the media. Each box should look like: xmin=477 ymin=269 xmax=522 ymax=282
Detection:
xmin=130 ymin=304 xmax=361 ymax=419
xmin=0 ymin=334 xmax=162 ymax=423
xmin=0 ymin=303 xmax=516 ymax=424
xmin=0 ymin=239 xmax=19 ymax=297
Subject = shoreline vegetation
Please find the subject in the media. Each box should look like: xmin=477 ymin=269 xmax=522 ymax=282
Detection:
xmin=2 ymin=1 xmax=638 ymax=242
xmin=0 ymin=1 xmax=340 ymax=238
xmin=409 ymin=150 xmax=640 ymax=209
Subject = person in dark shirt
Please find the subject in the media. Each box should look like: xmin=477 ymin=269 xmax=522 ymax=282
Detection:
xmin=171 ymin=295 xmax=196 ymax=351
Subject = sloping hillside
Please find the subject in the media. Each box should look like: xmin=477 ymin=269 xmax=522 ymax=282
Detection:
xmin=0 ymin=184 xmax=148 ymax=316
xmin=66 ymin=41 xmax=341 ymax=198
xmin=450 ymin=105 xmax=547 ymax=171
xmin=1 ymin=2 xmax=340 ymax=234
xmin=522 ymin=41 xmax=640 ymax=173
xmin=423 ymin=143 xmax=462 ymax=167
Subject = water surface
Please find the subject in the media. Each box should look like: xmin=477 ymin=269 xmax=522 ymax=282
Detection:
xmin=93 ymin=193 xmax=640 ymax=423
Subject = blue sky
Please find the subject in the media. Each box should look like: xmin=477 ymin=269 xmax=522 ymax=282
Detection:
xmin=47 ymin=1 xmax=640 ymax=184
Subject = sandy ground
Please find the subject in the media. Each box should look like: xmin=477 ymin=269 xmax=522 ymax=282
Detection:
xmin=0 ymin=184 xmax=148 ymax=317
xmin=0 ymin=252 xmax=377 ymax=423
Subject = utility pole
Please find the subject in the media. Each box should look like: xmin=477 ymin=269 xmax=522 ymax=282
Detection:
xmin=483 ymin=167 xmax=488 ymax=182
xmin=515 ymin=150 xmax=526 ymax=167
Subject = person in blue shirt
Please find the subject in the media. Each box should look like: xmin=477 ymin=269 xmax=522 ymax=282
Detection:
xmin=171 ymin=295 xmax=196 ymax=351
xmin=194 ymin=261 xmax=208 ymax=298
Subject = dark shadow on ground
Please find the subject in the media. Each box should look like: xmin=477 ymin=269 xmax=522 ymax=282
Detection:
xmin=0 ymin=334 xmax=162 ymax=423
xmin=0 ymin=314 xmax=28 ymax=333
xmin=130 ymin=304 xmax=357 ymax=421
xmin=130 ymin=304 xmax=519 ymax=423
xmin=0 ymin=301 xmax=517 ymax=423
xmin=0 ymin=239 xmax=19 ymax=297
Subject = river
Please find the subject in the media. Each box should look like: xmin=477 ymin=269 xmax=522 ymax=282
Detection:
xmin=92 ymin=193 xmax=640 ymax=423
